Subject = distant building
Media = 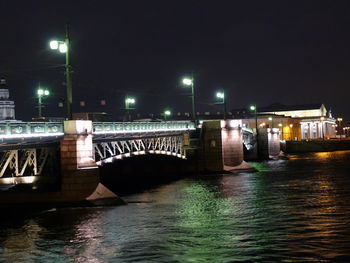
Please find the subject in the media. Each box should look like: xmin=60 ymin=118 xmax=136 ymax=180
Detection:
xmin=259 ymin=103 xmax=336 ymax=140
xmin=240 ymin=115 xmax=301 ymax=141
xmin=0 ymin=78 xmax=15 ymax=120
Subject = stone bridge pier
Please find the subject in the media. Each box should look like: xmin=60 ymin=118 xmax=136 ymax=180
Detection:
xmin=257 ymin=128 xmax=281 ymax=159
xmin=59 ymin=120 xmax=121 ymax=205
xmin=198 ymin=120 xmax=247 ymax=172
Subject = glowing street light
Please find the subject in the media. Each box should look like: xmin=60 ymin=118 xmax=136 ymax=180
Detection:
xmin=182 ymin=76 xmax=196 ymax=124
xmin=278 ymin=123 xmax=283 ymax=139
xmin=182 ymin=78 xmax=192 ymax=86
xmin=124 ymin=96 xmax=136 ymax=121
xmin=164 ymin=110 xmax=171 ymax=120
xmin=49 ymin=23 xmax=72 ymax=119
xmin=268 ymin=116 xmax=274 ymax=128
xmin=249 ymin=104 xmax=258 ymax=133
xmin=337 ymin=117 xmax=343 ymax=135
xmin=49 ymin=40 xmax=59 ymax=50
xmin=215 ymin=91 xmax=227 ymax=119
xmin=249 ymin=104 xmax=260 ymax=156
xmin=125 ymin=97 xmax=136 ymax=108
xmin=37 ymin=87 xmax=50 ymax=117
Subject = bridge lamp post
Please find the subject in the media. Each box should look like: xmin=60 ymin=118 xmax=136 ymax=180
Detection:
xmin=49 ymin=24 xmax=72 ymax=120
xmin=164 ymin=110 xmax=171 ymax=121
xmin=249 ymin=105 xmax=258 ymax=133
xmin=125 ymin=97 xmax=136 ymax=121
xmin=216 ymin=91 xmax=227 ymax=120
xmin=337 ymin=117 xmax=343 ymax=135
xmin=249 ymin=104 xmax=260 ymax=156
xmin=182 ymin=77 xmax=196 ymax=125
xmin=37 ymin=88 xmax=50 ymax=118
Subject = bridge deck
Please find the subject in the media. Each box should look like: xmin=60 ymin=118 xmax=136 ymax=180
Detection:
xmin=0 ymin=121 xmax=195 ymax=149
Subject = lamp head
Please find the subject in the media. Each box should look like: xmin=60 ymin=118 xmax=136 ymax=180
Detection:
xmin=125 ymin=97 xmax=135 ymax=104
xmin=182 ymin=78 xmax=192 ymax=86
xmin=216 ymin=92 xmax=224 ymax=99
xmin=49 ymin=40 xmax=59 ymax=50
xmin=59 ymin=43 xmax=68 ymax=53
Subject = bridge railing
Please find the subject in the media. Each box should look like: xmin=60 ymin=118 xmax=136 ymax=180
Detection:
xmin=0 ymin=121 xmax=195 ymax=142
xmin=0 ymin=121 xmax=64 ymax=139
xmin=92 ymin=121 xmax=196 ymax=134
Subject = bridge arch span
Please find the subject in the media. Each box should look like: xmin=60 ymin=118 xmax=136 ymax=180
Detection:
xmin=93 ymin=134 xmax=185 ymax=165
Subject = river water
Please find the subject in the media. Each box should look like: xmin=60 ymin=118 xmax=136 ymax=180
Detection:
xmin=1 ymin=151 xmax=350 ymax=262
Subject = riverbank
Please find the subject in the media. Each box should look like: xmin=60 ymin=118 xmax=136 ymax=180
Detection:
xmin=283 ymin=139 xmax=350 ymax=153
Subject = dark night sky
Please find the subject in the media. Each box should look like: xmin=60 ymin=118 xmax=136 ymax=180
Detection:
xmin=1 ymin=0 xmax=350 ymax=122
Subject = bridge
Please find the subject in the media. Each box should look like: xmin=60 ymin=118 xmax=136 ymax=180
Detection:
xmin=0 ymin=120 xmax=195 ymax=177
xmin=0 ymin=119 xmax=278 ymax=205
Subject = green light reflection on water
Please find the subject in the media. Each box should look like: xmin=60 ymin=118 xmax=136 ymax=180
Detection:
xmin=167 ymin=180 xmax=265 ymax=262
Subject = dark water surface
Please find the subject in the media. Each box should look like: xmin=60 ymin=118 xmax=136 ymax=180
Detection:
xmin=1 ymin=151 xmax=350 ymax=262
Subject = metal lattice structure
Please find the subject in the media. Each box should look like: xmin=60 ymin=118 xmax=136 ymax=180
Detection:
xmin=94 ymin=135 xmax=184 ymax=165
xmin=242 ymin=127 xmax=255 ymax=151
xmin=0 ymin=148 xmax=54 ymax=178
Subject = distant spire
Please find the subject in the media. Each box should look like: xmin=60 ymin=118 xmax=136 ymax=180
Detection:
xmin=328 ymin=108 xmax=333 ymax=118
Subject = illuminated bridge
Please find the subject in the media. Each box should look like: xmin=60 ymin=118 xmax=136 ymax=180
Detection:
xmin=0 ymin=119 xmax=271 ymax=205
xmin=0 ymin=121 xmax=195 ymax=179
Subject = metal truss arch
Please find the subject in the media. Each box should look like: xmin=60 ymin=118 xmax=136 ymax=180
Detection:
xmin=93 ymin=135 xmax=184 ymax=165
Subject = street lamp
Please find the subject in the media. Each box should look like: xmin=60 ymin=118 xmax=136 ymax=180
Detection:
xmin=125 ymin=96 xmax=136 ymax=121
xmin=249 ymin=104 xmax=260 ymax=156
xmin=278 ymin=123 xmax=283 ymax=140
xmin=182 ymin=76 xmax=196 ymax=124
xmin=289 ymin=123 xmax=294 ymax=140
xmin=37 ymin=87 xmax=50 ymax=117
xmin=216 ymin=91 xmax=227 ymax=119
xmin=268 ymin=116 xmax=274 ymax=128
xmin=337 ymin=117 xmax=343 ymax=135
xmin=249 ymin=105 xmax=258 ymax=133
xmin=164 ymin=110 xmax=171 ymax=121
xmin=49 ymin=24 xmax=72 ymax=119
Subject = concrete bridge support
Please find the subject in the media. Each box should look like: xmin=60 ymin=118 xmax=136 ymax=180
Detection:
xmin=199 ymin=120 xmax=245 ymax=172
xmin=59 ymin=120 xmax=121 ymax=205
xmin=257 ymin=128 xmax=281 ymax=159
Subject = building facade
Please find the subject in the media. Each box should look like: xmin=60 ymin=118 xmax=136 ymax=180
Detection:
xmin=259 ymin=103 xmax=336 ymax=140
